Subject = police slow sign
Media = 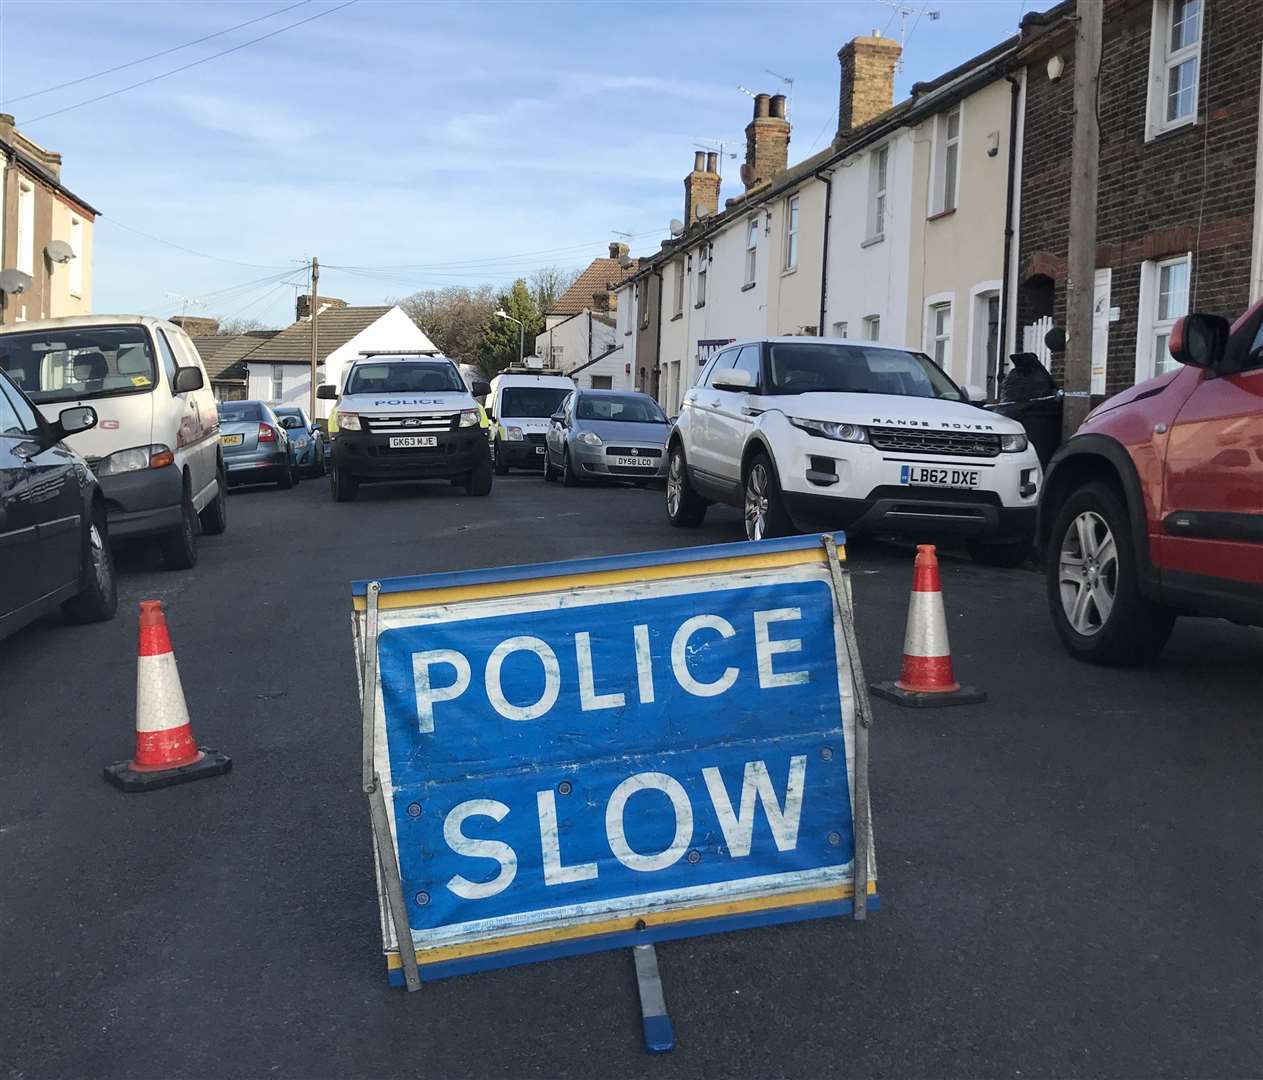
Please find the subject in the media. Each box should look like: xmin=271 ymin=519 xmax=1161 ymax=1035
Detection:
xmin=353 ymin=534 xmax=876 ymax=988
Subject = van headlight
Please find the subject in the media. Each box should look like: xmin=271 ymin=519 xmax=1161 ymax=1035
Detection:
xmin=504 ymin=425 xmax=524 ymax=441
xmin=1000 ymin=432 xmax=1029 ymax=452
xmin=578 ymin=431 xmax=603 ymax=446
xmin=336 ymin=411 xmax=361 ymax=432
xmin=459 ymin=409 xmax=480 ymax=428
xmin=789 ymin=417 xmax=869 ymax=444
xmin=95 ymin=444 xmax=174 ymax=474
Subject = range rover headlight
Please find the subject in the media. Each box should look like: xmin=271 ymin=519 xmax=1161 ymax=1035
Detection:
xmin=789 ymin=417 xmax=869 ymax=444
xmin=1000 ymin=432 xmax=1029 ymax=453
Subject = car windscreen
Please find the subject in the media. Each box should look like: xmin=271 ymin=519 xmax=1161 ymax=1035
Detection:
xmin=217 ymin=402 xmax=264 ymax=422
xmin=766 ymin=343 xmax=963 ymax=400
xmin=501 ymin=386 xmax=571 ymax=417
xmin=345 ymin=362 xmax=464 ymax=395
xmin=0 ymin=326 xmax=159 ymax=404
xmin=576 ymin=394 xmax=667 ymax=423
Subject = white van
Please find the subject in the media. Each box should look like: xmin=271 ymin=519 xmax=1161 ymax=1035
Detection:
xmin=487 ymin=368 xmax=575 ymax=474
xmin=0 ymin=315 xmax=226 ymax=569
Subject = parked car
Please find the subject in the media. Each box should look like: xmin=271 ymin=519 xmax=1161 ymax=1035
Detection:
xmin=274 ymin=405 xmax=326 ymax=476
xmin=0 ymin=367 xmax=116 ymax=641
xmin=487 ymin=368 xmax=575 ymax=473
xmin=217 ymin=401 xmax=299 ymax=490
xmin=0 ymin=315 xmax=226 ymax=571
xmin=544 ymin=389 xmax=669 ymax=486
xmin=317 ymin=352 xmax=491 ymax=501
xmin=1038 ymin=300 xmax=1263 ymax=664
xmin=664 ymin=337 xmax=1041 ymax=562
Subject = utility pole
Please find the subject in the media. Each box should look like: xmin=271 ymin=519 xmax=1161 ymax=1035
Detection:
xmin=308 ymin=256 xmax=319 ymax=419
xmin=1062 ymin=0 xmax=1102 ymax=439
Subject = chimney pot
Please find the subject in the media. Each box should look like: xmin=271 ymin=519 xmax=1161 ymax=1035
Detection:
xmin=754 ymin=92 xmax=771 ymax=119
xmin=770 ymin=94 xmax=787 ymax=119
xmin=693 ymin=150 xmax=706 ymax=172
xmin=743 ymin=90 xmax=791 ymax=190
xmin=705 ymin=151 xmax=718 ymax=173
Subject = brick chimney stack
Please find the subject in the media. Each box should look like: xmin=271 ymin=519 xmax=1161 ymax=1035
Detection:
xmin=836 ymin=32 xmax=902 ymax=142
xmin=296 ymin=295 xmax=347 ymax=320
xmin=740 ymin=93 xmax=790 ymax=191
xmin=683 ymin=150 xmax=721 ymax=225
xmin=608 ymin=242 xmax=630 ymax=260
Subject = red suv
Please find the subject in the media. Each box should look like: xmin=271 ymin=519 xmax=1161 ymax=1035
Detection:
xmin=1039 ymin=300 xmax=1263 ymax=664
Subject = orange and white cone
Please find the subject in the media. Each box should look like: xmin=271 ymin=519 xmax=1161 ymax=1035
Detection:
xmin=870 ymin=545 xmax=987 ymax=708
xmin=104 ymin=600 xmax=232 ymax=792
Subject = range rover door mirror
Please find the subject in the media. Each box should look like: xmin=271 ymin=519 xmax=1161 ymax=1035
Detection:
xmin=960 ymin=383 xmax=986 ymax=404
xmin=173 ymin=366 xmax=204 ymax=393
xmin=316 ymin=384 xmax=338 ymax=400
xmin=711 ymin=368 xmax=755 ymax=392
xmin=1169 ymin=313 xmax=1229 ymax=370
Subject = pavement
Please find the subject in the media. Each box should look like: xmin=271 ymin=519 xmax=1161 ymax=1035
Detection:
xmin=2 ymin=472 xmax=1260 ymax=1080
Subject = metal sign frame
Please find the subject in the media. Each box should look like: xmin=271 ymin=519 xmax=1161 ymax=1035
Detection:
xmin=352 ymin=532 xmax=876 ymax=997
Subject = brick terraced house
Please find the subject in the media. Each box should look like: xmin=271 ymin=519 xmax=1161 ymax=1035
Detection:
xmin=1014 ymin=0 xmax=1263 ymax=396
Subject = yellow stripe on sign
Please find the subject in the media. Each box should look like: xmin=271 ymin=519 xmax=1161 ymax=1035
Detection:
xmin=386 ymin=878 xmax=876 ymax=970
xmin=355 ymin=545 xmax=844 ymax=612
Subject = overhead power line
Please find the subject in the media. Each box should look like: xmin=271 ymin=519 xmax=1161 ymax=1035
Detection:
xmin=19 ymin=0 xmax=358 ymax=126
xmin=1 ymin=0 xmax=313 ymax=107
xmin=99 ymin=217 xmax=294 ymax=270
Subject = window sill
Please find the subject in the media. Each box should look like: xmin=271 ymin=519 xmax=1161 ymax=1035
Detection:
xmin=1144 ymin=116 xmax=1198 ymax=144
xmin=670 ymin=313 xmax=684 ymax=322
xmin=694 ymin=301 xmax=706 ymax=309
xmin=926 ymin=208 xmax=956 ymax=223
xmin=781 ymin=266 xmax=797 ymax=277
xmin=860 ymin=234 xmax=884 ymax=249
xmin=740 ymin=282 xmax=757 ymax=292
xmin=624 ymin=330 xmax=632 ymax=336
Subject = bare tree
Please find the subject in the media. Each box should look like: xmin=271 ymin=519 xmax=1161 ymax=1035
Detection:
xmin=395 ymin=285 xmax=499 ymax=369
xmin=215 ymin=317 xmax=270 ymax=336
xmin=530 ymin=265 xmax=581 ymax=317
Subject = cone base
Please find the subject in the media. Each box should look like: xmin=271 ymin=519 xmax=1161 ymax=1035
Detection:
xmin=869 ymin=681 xmax=987 ymax=709
xmin=104 ymin=747 xmax=232 ymax=792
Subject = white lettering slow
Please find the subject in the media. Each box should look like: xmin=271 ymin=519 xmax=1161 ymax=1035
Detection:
xmin=605 ymin=772 xmax=693 ymax=872
xmin=537 ymin=789 xmax=598 ymax=885
xmin=703 ymin=756 xmax=807 ymax=857
xmin=444 ymin=799 xmax=517 ymax=899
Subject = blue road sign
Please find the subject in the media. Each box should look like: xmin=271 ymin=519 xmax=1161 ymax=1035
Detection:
xmin=353 ymin=533 xmax=876 ymax=985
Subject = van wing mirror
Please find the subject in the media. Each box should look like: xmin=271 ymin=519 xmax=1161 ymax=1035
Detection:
xmin=173 ymin=366 xmax=204 ymax=393
xmin=1169 ymin=313 xmax=1229 ymax=370
xmin=316 ymin=384 xmax=338 ymax=400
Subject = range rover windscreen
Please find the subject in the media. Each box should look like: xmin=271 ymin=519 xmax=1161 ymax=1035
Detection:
xmin=766 ymin=343 xmax=963 ymax=401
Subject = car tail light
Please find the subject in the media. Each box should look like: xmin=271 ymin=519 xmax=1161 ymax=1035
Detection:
xmin=258 ymin=423 xmax=277 ymax=443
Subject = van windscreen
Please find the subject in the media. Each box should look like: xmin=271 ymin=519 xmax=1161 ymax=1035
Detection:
xmin=0 ymin=326 xmax=158 ymax=404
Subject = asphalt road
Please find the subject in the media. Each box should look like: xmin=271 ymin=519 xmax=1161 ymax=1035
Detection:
xmin=2 ymin=472 xmax=1260 ymax=1080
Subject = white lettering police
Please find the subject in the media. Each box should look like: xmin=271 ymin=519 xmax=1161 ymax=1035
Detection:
xmin=410 ymin=607 xmax=814 ymax=902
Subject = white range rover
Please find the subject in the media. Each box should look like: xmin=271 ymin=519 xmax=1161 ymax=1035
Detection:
xmin=665 ymin=337 xmax=1042 ymax=564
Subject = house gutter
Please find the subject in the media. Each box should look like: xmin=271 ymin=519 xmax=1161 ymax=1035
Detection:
xmin=998 ymin=71 xmax=1022 ymax=394
xmin=815 ymin=166 xmax=835 ymax=335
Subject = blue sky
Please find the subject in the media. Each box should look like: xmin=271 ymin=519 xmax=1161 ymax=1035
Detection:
xmin=2 ymin=0 xmax=1032 ymax=328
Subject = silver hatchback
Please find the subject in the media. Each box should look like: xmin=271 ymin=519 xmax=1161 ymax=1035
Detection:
xmin=543 ymin=389 xmax=669 ymax=486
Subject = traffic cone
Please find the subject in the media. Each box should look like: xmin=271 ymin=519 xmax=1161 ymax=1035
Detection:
xmin=104 ymin=600 xmax=232 ymax=792
xmin=870 ymin=545 xmax=987 ymax=708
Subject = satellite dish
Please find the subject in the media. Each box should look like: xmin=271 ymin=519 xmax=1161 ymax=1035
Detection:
xmin=0 ymin=269 xmax=33 ymax=294
xmin=45 ymin=239 xmax=76 ymax=264
xmin=696 ymin=205 xmax=711 ymax=220
xmin=669 ymin=218 xmax=685 ymax=237
xmin=618 ymin=254 xmax=633 ymax=269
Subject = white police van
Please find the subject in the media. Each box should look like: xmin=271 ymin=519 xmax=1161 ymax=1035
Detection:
xmin=317 ymin=352 xmax=492 ymax=501
xmin=486 ymin=365 xmax=575 ymax=474
xmin=665 ymin=337 xmax=1042 ymax=565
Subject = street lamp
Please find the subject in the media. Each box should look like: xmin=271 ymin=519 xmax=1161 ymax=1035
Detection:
xmin=494 ymin=308 xmax=524 ymax=365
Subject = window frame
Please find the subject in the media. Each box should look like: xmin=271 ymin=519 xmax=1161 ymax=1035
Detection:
xmin=867 ymin=145 xmax=889 ymax=241
xmin=696 ymin=243 xmax=708 ymax=307
xmin=16 ymin=178 xmax=35 ymax=276
xmin=1135 ymin=252 xmax=1192 ymax=382
xmin=745 ymin=217 xmax=759 ymax=286
xmin=271 ymin=363 xmax=285 ymax=402
xmin=68 ymin=217 xmax=84 ymax=298
xmin=1146 ymin=0 xmax=1203 ymax=140
xmin=672 ymin=257 xmax=685 ymax=317
xmin=784 ymin=195 xmax=800 ymax=272
xmin=863 ymin=315 xmax=881 ymax=342
xmin=930 ymin=107 xmax=962 ymax=216
xmin=927 ymin=300 xmax=953 ymax=371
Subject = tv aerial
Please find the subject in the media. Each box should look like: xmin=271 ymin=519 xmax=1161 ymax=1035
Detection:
xmin=876 ymin=1 xmax=941 ymax=71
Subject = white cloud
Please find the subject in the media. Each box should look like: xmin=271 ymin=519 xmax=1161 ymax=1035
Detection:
xmin=168 ymin=92 xmax=316 ymax=144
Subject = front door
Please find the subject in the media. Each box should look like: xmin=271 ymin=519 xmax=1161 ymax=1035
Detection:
xmin=1158 ymin=305 xmax=1263 ymax=590
xmin=708 ymin=344 xmax=763 ymax=484
xmin=683 ymin=346 xmax=737 ymax=482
